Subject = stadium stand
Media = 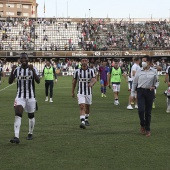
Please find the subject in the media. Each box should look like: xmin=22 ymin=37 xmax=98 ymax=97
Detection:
xmin=0 ymin=18 xmax=170 ymax=51
xmin=0 ymin=18 xmax=82 ymax=51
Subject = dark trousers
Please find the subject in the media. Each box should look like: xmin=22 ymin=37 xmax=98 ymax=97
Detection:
xmin=45 ymin=80 xmax=54 ymax=98
xmin=137 ymin=88 xmax=154 ymax=131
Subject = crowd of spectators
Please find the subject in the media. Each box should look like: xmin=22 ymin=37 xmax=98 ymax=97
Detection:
xmin=0 ymin=17 xmax=77 ymax=51
xmin=0 ymin=17 xmax=170 ymax=51
xmin=0 ymin=17 xmax=36 ymax=50
xmin=1 ymin=57 xmax=168 ymax=76
xmin=78 ymin=19 xmax=170 ymax=51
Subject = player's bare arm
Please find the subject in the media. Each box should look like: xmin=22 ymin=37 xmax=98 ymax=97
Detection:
xmin=165 ymin=74 xmax=169 ymax=83
xmin=8 ymin=65 xmax=17 ymax=84
xmin=108 ymin=73 xmax=111 ymax=88
xmin=29 ymin=65 xmax=40 ymax=84
xmin=156 ymin=65 xmax=162 ymax=71
xmin=88 ymin=77 xmax=97 ymax=87
xmin=53 ymin=68 xmax=58 ymax=84
xmin=123 ymin=73 xmax=128 ymax=82
xmin=132 ymin=70 xmax=136 ymax=77
xmin=72 ymin=79 xmax=77 ymax=98
xmin=97 ymin=71 xmax=100 ymax=81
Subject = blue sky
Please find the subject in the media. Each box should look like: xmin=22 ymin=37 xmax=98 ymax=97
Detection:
xmin=37 ymin=0 xmax=170 ymax=19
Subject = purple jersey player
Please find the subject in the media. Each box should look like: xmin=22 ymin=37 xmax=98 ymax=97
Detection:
xmin=98 ymin=62 xmax=110 ymax=97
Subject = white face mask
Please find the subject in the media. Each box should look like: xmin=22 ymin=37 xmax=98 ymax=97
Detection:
xmin=142 ymin=62 xmax=147 ymax=68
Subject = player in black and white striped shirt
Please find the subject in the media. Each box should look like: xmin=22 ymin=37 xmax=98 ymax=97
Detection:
xmin=72 ymin=57 xmax=96 ymax=129
xmin=8 ymin=53 xmax=40 ymax=144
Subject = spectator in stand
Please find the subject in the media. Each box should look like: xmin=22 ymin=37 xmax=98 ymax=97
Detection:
xmin=65 ymin=23 xmax=67 ymax=29
xmin=64 ymin=44 xmax=68 ymax=51
xmin=71 ymin=44 xmax=74 ymax=51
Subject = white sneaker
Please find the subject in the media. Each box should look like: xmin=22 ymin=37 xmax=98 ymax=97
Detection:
xmin=135 ymin=105 xmax=138 ymax=109
xmin=127 ymin=105 xmax=133 ymax=110
xmin=45 ymin=97 xmax=48 ymax=102
xmin=49 ymin=98 xmax=53 ymax=103
xmin=114 ymin=100 xmax=119 ymax=105
xmin=114 ymin=101 xmax=118 ymax=105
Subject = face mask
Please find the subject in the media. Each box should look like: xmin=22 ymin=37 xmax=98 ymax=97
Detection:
xmin=142 ymin=62 xmax=147 ymax=68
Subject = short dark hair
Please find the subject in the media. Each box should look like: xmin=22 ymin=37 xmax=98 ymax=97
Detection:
xmin=114 ymin=59 xmax=119 ymax=62
xmin=142 ymin=55 xmax=152 ymax=62
xmin=20 ymin=52 xmax=28 ymax=59
xmin=80 ymin=57 xmax=88 ymax=60
xmin=134 ymin=57 xmax=140 ymax=62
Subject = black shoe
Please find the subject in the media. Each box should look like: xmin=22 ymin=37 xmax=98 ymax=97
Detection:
xmin=10 ymin=137 xmax=20 ymax=144
xmin=85 ymin=121 xmax=90 ymax=126
xmin=27 ymin=134 xmax=33 ymax=140
xmin=80 ymin=123 xmax=86 ymax=129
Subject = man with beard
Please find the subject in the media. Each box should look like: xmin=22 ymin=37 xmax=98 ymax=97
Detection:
xmin=8 ymin=53 xmax=40 ymax=144
xmin=72 ymin=57 xmax=96 ymax=129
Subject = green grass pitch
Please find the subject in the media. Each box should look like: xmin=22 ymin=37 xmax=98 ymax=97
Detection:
xmin=0 ymin=76 xmax=170 ymax=170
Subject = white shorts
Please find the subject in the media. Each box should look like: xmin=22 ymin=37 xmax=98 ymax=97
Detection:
xmin=14 ymin=98 xmax=36 ymax=113
xmin=112 ymin=84 xmax=120 ymax=92
xmin=128 ymin=76 xmax=132 ymax=81
xmin=77 ymin=94 xmax=92 ymax=105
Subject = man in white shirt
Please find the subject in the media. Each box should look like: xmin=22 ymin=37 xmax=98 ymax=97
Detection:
xmin=151 ymin=63 xmax=161 ymax=109
xmin=127 ymin=57 xmax=141 ymax=110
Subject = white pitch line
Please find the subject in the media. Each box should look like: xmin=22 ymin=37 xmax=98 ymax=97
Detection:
xmin=0 ymin=83 xmax=16 ymax=92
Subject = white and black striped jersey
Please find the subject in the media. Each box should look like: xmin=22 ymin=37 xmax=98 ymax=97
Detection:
xmin=74 ymin=68 xmax=96 ymax=95
xmin=91 ymin=66 xmax=97 ymax=74
xmin=13 ymin=66 xmax=39 ymax=99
